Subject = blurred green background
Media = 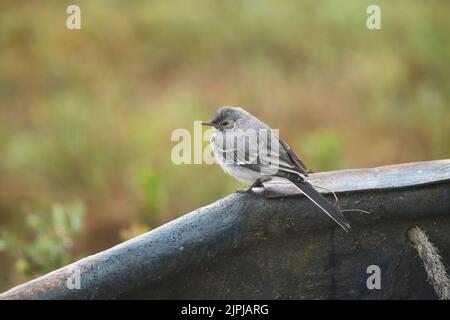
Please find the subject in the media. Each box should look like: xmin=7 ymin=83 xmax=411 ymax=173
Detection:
xmin=0 ymin=0 xmax=449 ymax=291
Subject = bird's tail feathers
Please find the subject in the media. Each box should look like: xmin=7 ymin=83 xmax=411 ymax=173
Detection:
xmin=289 ymin=178 xmax=351 ymax=232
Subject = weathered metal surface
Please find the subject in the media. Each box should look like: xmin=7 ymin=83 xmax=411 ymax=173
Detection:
xmin=257 ymin=160 xmax=450 ymax=198
xmin=1 ymin=159 xmax=449 ymax=300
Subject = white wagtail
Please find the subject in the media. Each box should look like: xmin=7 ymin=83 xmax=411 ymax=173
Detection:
xmin=202 ymin=106 xmax=351 ymax=232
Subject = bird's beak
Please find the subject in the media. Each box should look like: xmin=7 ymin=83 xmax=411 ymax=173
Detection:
xmin=201 ymin=121 xmax=216 ymax=127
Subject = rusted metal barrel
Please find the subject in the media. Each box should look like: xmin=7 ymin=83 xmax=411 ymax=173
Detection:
xmin=1 ymin=159 xmax=449 ymax=299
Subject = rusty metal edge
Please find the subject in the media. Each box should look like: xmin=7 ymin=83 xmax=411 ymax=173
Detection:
xmin=259 ymin=159 xmax=450 ymax=198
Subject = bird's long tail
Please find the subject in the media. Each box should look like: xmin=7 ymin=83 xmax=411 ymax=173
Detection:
xmin=288 ymin=177 xmax=351 ymax=232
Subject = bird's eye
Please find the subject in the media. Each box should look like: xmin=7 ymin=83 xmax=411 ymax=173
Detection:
xmin=222 ymin=121 xmax=229 ymax=126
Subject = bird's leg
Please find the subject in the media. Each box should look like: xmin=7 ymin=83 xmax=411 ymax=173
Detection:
xmin=251 ymin=177 xmax=272 ymax=188
xmin=235 ymin=177 xmax=272 ymax=194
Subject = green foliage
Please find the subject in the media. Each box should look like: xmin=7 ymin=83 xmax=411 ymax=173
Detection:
xmin=135 ymin=167 xmax=167 ymax=219
xmin=303 ymin=131 xmax=345 ymax=171
xmin=0 ymin=202 xmax=85 ymax=276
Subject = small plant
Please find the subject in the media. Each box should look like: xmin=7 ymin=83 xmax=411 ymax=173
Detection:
xmin=0 ymin=202 xmax=85 ymax=277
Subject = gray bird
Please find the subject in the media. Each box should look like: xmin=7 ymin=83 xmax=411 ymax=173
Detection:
xmin=202 ymin=106 xmax=351 ymax=232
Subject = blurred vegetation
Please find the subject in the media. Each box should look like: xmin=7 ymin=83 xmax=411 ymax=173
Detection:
xmin=0 ymin=202 xmax=84 ymax=285
xmin=0 ymin=0 xmax=449 ymax=291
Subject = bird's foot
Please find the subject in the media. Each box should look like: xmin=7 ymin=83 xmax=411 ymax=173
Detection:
xmin=235 ymin=188 xmax=251 ymax=194
xmin=251 ymin=177 xmax=272 ymax=188
xmin=235 ymin=177 xmax=272 ymax=194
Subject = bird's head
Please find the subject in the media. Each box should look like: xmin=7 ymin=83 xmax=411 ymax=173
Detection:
xmin=201 ymin=106 xmax=249 ymax=131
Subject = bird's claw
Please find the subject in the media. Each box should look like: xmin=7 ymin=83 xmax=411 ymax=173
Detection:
xmin=235 ymin=177 xmax=272 ymax=194
xmin=235 ymin=187 xmax=253 ymax=194
xmin=252 ymin=177 xmax=272 ymax=188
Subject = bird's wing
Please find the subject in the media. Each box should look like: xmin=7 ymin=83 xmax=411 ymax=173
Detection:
xmin=277 ymin=138 xmax=309 ymax=176
xmin=213 ymin=131 xmax=308 ymax=177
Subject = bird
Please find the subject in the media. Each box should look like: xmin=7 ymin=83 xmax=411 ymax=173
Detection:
xmin=202 ymin=106 xmax=351 ymax=232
